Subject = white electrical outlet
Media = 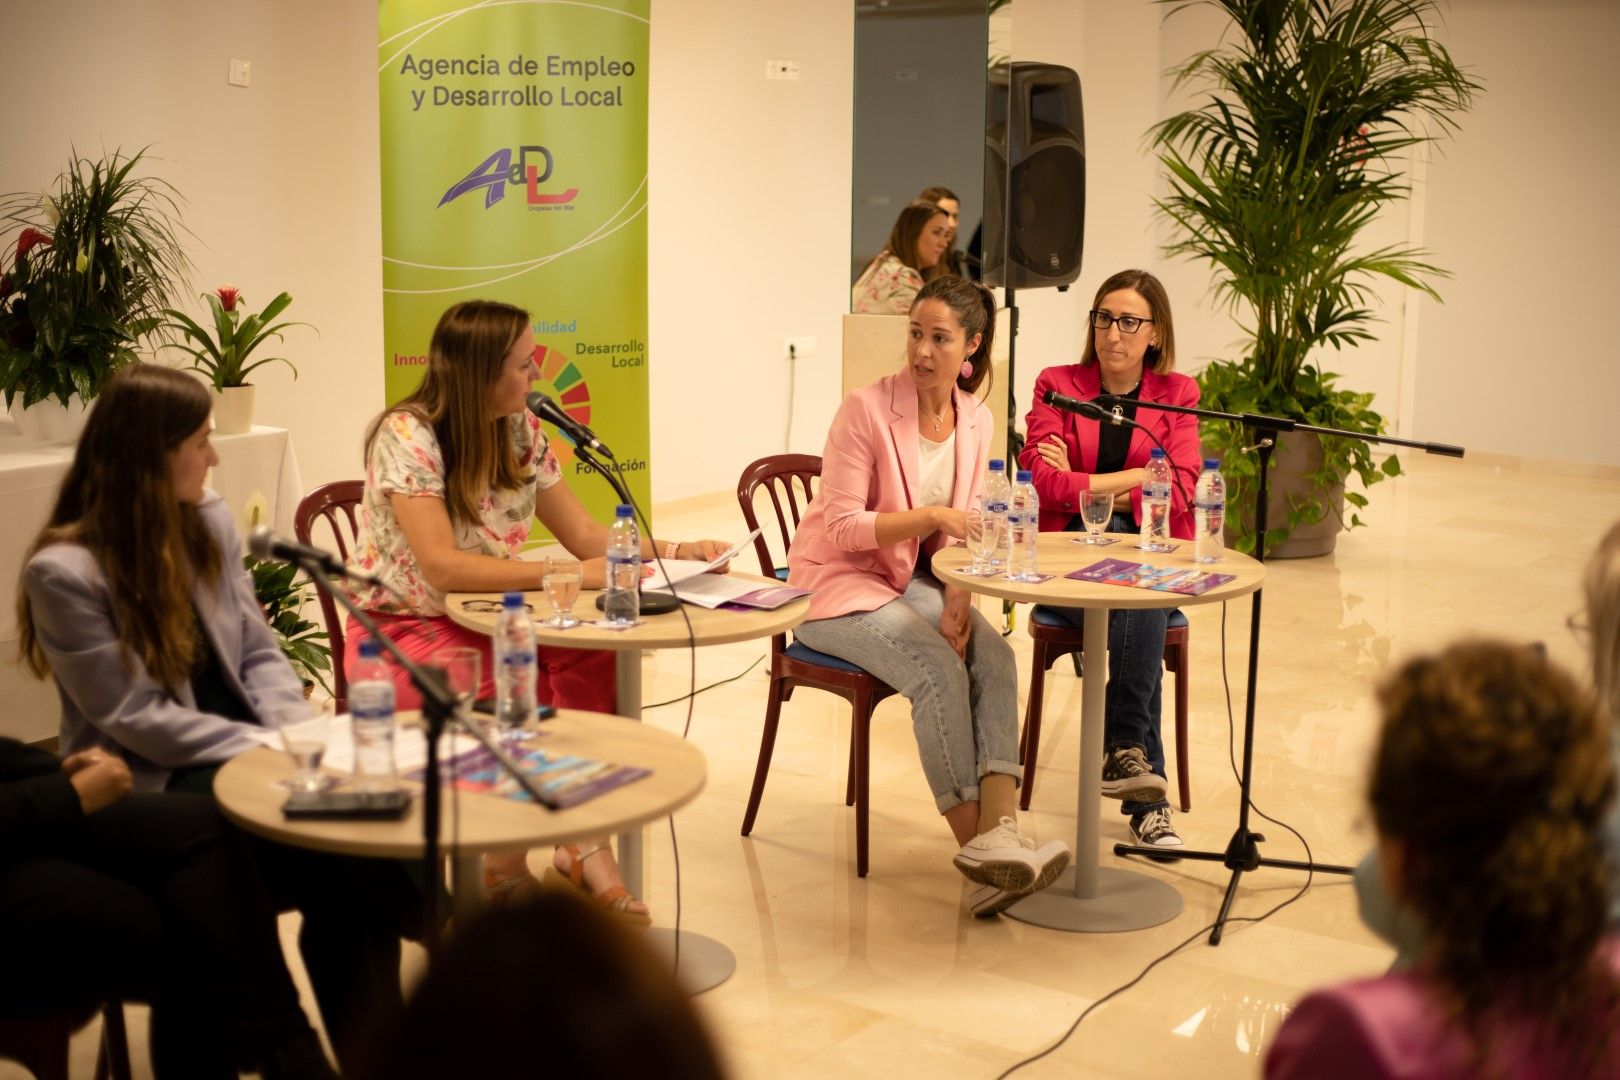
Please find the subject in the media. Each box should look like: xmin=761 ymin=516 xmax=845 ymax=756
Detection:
xmin=229 ymin=58 xmax=251 ymax=87
xmin=766 ymin=59 xmax=800 ymax=81
xmin=783 ymin=336 xmax=816 ymax=361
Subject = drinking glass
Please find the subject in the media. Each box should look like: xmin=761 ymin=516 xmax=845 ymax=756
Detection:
xmin=1079 ymin=490 xmax=1115 ymax=544
xmin=964 ymin=500 xmax=1000 ymax=574
xmin=432 ymin=647 xmax=482 ymax=717
xmin=270 ymin=703 xmax=332 ymax=793
xmin=542 ymin=555 xmax=583 ymax=628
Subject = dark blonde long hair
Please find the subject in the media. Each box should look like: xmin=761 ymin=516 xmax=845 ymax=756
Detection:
xmin=18 ymin=364 xmax=220 ymax=694
xmin=1371 ymin=641 xmax=1619 ymax=1071
xmin=365 ymin=300 xmax=531 ymax=527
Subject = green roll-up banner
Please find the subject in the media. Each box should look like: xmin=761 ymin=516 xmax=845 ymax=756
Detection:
xmin=378 ymin=1 xmax=650 ymax=535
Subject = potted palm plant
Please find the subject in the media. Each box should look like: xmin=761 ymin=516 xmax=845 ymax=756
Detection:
xmin=162 ymin=285 xmax=312 ymax=434
xmin=1153 ymin=0 xmax=1479 ymax=555
xmin=0 ymin=148 xmax=190 ymax=441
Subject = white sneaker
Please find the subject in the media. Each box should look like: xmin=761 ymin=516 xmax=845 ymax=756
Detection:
xmin=965 ymin=882 xmax=1020 ymax=918
xmin=953 ymin=817 xmax=1070 ymax=894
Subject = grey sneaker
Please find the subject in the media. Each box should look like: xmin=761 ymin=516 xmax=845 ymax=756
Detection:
xmin=1101 ymin=745 xmax=1169 ymax=801
xmin=1129 ymin=806 xmax=1183 ymax=861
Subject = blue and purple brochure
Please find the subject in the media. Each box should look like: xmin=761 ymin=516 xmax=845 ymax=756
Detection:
xmin=406 ymin=743 xmax=650 ymax=809
xmin=1068 ymin=558 xmax=1236 ymax=596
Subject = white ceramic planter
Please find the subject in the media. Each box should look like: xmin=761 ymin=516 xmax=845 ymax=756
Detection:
xmin=8 ymin=394 xmax=89 ymax=443
xmin=213 ymin=384 xmax=256 ymax=435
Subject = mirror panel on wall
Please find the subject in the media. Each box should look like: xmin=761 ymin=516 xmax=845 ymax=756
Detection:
xmin=850 ymin=0 xmax=988 ymax=310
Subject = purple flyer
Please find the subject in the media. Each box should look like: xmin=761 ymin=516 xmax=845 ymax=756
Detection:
xmin=1068 ymin=558 xmax=1236 ymax=596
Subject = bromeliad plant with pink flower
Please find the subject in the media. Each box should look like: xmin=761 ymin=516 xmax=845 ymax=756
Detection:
xmin=162 ymin=285 xmax=314 ymax=389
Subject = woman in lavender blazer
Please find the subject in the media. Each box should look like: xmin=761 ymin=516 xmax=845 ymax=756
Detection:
xmin=788 ymin=276 xmax=1069 ymax=916
xmin=16 ymin=364 xmax=426 ymax=1072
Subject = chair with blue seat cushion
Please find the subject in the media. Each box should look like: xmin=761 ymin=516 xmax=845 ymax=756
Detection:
xmin=736 ymin=454 xmax=899 ymax=877
xmin=1018 ymin=605 xmax=1193 ymax=813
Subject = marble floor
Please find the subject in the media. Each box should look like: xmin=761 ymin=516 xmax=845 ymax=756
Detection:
xmin=23 ymin=451 xmax=1620 ymax=1078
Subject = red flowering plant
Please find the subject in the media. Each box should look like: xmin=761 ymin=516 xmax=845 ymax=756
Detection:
xmin=162 ymin=284 xmax=313 ymax=389
xmin=0 ymin=148 xmax=190 ymax=408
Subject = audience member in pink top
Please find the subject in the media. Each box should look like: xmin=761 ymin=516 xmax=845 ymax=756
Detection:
xmin=1266 ymin=641 xmax=1620 ymax=1079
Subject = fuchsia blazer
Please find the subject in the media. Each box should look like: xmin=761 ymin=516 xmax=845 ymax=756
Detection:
xmin=1019 ymin=362 xmax=1202 ymax=541
xmin=788 ymin=369 xmax=994 ymax=622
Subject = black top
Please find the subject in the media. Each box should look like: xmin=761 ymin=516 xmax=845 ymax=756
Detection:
xmin=1094 ymin=380 xmax=1142 ymax=475
xmin=190 ymin=608 xmax=257 ymax=724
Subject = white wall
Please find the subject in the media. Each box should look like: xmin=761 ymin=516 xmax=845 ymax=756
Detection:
xmin=2 ymin=0 xmax=1615 ymax=518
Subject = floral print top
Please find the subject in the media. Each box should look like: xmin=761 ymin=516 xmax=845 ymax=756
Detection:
xmin=347 ymin=409 xmax=562 ymax=616
xmin=851 ymin=252 xmax=923 ymax=315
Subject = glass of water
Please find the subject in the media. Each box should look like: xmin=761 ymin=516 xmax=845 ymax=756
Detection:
xmin=270 ymin=703 xmax=332 ymax=793
xmin=965 ymin=500 xmax=1000 ymax=574
xmin=432 ymin=647 xmax=482 ymax=716
xmin=542 ymin=555 xmax=583 ymax=628
xmin=1079 ymin=490 xmax=1114 ymax=544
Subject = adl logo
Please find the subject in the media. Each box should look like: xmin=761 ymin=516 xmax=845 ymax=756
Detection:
xmin=438 ymin=146 xmax=578 ymax=209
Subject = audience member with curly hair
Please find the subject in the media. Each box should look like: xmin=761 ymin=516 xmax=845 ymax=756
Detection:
xmin=1265 ymin=639 xmax=1620 ymax=1078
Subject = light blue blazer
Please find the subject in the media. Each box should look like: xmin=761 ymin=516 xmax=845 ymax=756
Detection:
xmin=21 ymin=491 xmax=306 ymax=791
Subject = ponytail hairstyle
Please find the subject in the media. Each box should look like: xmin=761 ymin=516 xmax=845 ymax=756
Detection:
xmin=1370 ymin=640 xmax=1620 ymax=1066
xmin=1584 ymin=519 xmax=1620 ymax=719
xmin=364 ymin=300 xmax=531 ymax=528
xmin=912 ymin=274 xmax=997 ymax=397
xmin=18 ymin=364 xmax=220 ymax=694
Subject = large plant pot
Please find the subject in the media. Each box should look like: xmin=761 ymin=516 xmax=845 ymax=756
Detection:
xmin=213 ymin=384 xmax=256 ymax=435
xmin=1229 ymin=429 xmax=1344 ymax=559
xmin=8 ymin=394 xmax=89 ymax=443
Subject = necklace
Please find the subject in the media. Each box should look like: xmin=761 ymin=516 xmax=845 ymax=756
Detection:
xmin=1102 ymin=375 xmax=1143 ymax=397
xmin=919 ymin=401 xmax=951 ymax=433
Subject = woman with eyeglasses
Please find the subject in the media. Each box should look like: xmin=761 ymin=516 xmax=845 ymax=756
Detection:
xmin=346 ymin=299 xmax=730 ymax=922
xmin=1018 ymin=268 xmax=1202 ymax=851
xmin=852 ymin=200 xmax=952 ymax=314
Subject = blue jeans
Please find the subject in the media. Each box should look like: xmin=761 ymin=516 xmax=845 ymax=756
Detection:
xmin=794 ymin=570 xmax=1023 ymax=813
xmin=1050 ymin=511 xmax=1169 ymax=817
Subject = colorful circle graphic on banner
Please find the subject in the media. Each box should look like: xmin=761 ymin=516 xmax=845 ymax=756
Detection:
xmin=533 ymin=342 xmax=591 ymax=463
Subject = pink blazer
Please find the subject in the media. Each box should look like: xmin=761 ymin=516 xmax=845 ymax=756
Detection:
xmin=1018 ymin=362 xmax=1202 ymax=541
xmin=788 ymin=369 xmax=994 ymax=621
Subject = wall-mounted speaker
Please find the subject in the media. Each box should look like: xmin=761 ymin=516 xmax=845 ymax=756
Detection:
xmin=982 ymin=62 xmax=1085 ymax=291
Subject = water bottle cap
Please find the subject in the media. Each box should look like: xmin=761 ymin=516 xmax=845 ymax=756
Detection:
xmin=1015 ymin=470 xmax=1032 ymax=483
xmin=1149 ymin=448 xmax=1166 ymax=458
xmin=1204 ymin=458 xmax=1220 ymax=470
xmin=502 ymin=590 xmax=526 ymax=609
xmin=988 ymin=459 xmax=1005 ymax=471
xmin=359 ymin=637 xmax=381 ymax=659
xmin=615 ymin=504 xmax=633 ymax=518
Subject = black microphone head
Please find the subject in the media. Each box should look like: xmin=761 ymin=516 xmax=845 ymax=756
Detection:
xmin=1042 ymin=389 xmax=1058 ymax=407
xmin=526 ymin=390 xmax=554 ymax=417
xmin=247 ymin=525 xmax=275 ymax=561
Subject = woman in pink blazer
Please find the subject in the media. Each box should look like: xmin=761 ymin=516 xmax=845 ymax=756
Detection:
xmin=1019 ymin=269 xmax=1202 ymax=852
xmin=789 ymin=276 xmax=1069 ymax=916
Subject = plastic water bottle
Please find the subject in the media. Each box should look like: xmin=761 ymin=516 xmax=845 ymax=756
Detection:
xmin=1007 ymin=469 xmax=1040 ymax=581
xmin=983 ymin=458 xmax=1011 ymax=571
xmin=1194 ymin=458 xmax=1226 ymax=564
xmin=1140 ymin=448 xmax=1173 ymax=552
xmin=494 ymin=590 xmax=537 ymax=737
xmin=604 ymin=504 xmax=641 ymax=626
xmin=348 ymin=638 xmax=397 ymax=792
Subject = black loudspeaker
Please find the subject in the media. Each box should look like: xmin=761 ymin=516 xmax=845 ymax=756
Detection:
xmin=983 ymin=62 xmax=1085 ymax=290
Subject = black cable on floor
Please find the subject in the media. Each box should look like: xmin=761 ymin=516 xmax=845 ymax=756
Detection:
xmin=641 ymin=654 xmax=765 ymax=711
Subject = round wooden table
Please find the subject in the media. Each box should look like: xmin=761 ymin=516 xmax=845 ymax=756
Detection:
xmin=933 ymin=533 xmax=1264 ymax=932
xmin=447 ymin=574 xmax=809 ymax=991
xmin=213 ymin=709 xmax=706 ymax=926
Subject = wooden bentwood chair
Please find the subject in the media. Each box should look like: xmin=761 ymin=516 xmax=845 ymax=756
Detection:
xmin=736 ymin=454 xmax=899 ymax=878
xmin=293 ymin=480 xmax=366 ymax=713
xmin=1018 ymin=606 xmax=1192 ymax=812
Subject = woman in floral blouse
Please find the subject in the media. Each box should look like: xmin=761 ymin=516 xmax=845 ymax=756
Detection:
xmin=347 ymin=299 xmax=730 ymax=919
xmin=851 ymin=200 xmax=951 ymax=314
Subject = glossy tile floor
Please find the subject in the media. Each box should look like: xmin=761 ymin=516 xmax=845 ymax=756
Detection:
xmin=24 ymin=452 xmax=1620 ymax=1079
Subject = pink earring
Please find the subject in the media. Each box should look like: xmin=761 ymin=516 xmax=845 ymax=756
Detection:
xmin=960 ymin=360 xmax=974 ymax=380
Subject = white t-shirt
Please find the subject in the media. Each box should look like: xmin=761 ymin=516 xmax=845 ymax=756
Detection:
xmin=916 ymin=431 xmax=957 ymax=509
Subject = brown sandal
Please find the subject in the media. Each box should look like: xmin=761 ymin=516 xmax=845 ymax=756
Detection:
xmin=549 ymin=843 xmax=652 ymax=927
xmin=483 ymin=869 xmax=545 ymax=909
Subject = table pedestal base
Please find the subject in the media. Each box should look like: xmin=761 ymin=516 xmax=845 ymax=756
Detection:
xmin=1005 ymin=866 xmax=1183 ymax=932
xmin=644 ymin=928 xmax=736 ymax=994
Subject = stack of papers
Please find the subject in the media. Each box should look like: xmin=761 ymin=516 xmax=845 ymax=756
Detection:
xmin=643 ymin=529 xmax=811 ymax=610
